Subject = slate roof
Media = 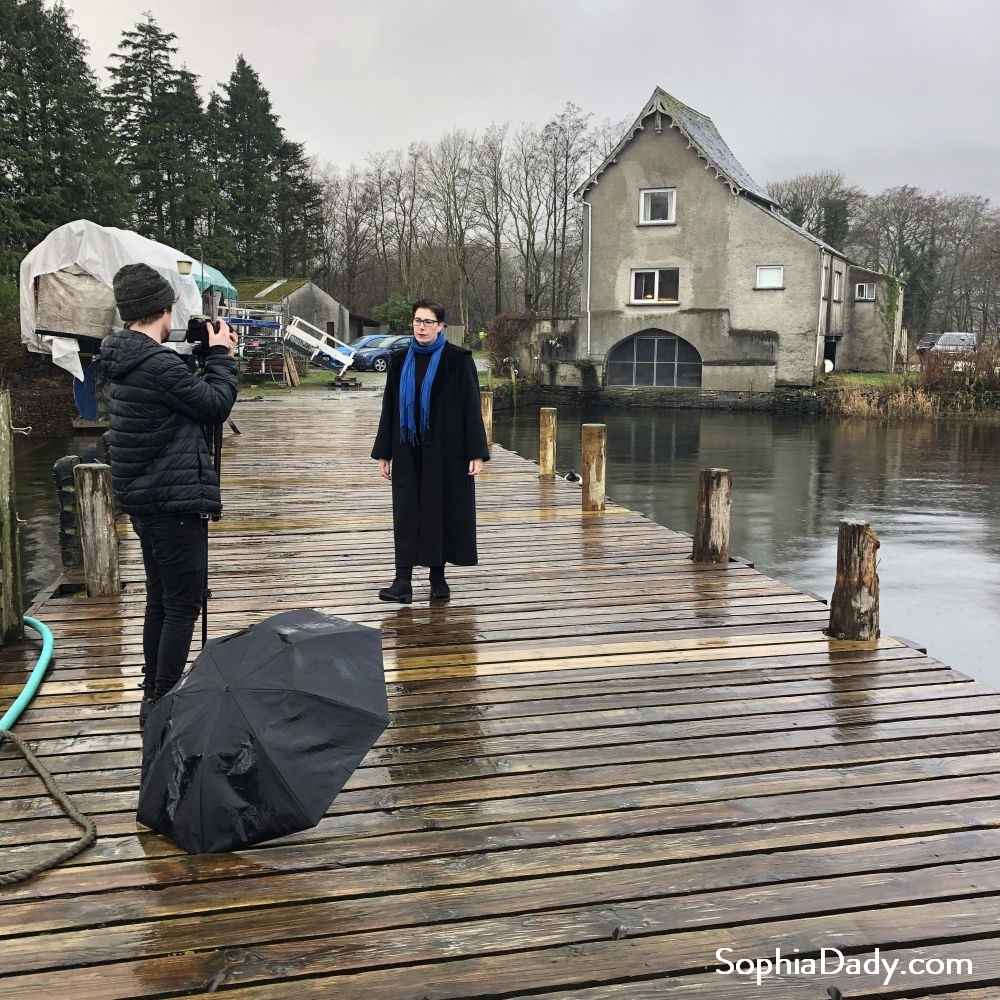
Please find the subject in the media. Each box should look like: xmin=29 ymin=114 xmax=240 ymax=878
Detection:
xmin=577 ymin=87 xmax=777 ymax=208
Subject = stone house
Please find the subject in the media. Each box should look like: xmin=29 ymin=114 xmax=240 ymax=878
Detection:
xmin=575 ymin=88 xmax=903 ymax=391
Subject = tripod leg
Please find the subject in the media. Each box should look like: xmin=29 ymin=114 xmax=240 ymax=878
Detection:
xmin=202 ymin=422 xmax=223 ymax=646
xmin=201 ymin=517 xmax=210 ymax=646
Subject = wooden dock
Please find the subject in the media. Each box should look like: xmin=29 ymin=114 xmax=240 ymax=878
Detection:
xmin=3 ymin=393 xmax=1000 ymax=998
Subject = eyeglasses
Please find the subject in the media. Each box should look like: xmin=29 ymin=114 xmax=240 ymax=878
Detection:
xmin=412 ymin=318 xmax=440 ymax=327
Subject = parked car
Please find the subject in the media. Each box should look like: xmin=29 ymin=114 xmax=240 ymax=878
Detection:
xmin=349 ymin=333 xmax=390 ymax=350
xmin=930 ymin=332 xmax=977 ymax=355
xmin=914 ymin=332 xmax=944 ymax=355
xmin=352 ymin=334 xmax=413 ymax=372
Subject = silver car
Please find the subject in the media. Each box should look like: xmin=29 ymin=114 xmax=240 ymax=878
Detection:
xmin=930 ymin=332 xmax=976 ymax=354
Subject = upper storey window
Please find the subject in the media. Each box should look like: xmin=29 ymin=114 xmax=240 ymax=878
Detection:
xmin=639 ymin=188 xmax=676 ymax=225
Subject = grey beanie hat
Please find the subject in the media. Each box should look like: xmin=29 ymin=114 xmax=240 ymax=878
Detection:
xmin=113 ymin=263 xmax=175 ymax=322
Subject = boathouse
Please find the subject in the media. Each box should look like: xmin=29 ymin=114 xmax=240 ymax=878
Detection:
xmin=573 ymin=88 xmax=904 ymax=390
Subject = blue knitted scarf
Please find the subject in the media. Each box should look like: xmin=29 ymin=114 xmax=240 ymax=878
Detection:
xmin=399 ymin=333 xmax=446 ymax=444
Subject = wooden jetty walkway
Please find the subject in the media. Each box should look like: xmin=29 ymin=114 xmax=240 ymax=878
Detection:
xmin=3 ymin=393 xmax=1000 ymax=998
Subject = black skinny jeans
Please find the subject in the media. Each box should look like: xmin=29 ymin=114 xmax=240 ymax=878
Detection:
xmin=131 ymin=515 xmax=207 ymax=699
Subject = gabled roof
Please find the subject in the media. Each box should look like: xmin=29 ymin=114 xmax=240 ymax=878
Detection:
xmin=577 ymin=87 xmax=777 ymax=208
xmin=234 ymin=277 xmax=311 ymax=303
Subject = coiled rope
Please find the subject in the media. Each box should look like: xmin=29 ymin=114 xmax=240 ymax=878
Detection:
xmin=0 ymin=617 xmax=96 ymax=886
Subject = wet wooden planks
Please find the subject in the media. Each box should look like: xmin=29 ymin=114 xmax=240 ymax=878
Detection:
xmin=2 ymin=393 xmax=1000 ymax=998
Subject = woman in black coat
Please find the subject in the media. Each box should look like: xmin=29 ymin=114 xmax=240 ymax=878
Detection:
xmin=371 ymin=299 xmax=489 ymax=603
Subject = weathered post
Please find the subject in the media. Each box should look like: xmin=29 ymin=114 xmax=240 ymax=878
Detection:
xmin=72 ymin=463 xmax=120 ymax=597
xmin=692 ymin=468 xmax=732 ymax=563
xmin=539 ymin=407 xmax=557 ymax=478
xmin=0 ymin=390 xmax=24 ymax=643
xmin=581 ymin=423 xmax=606 ymax=512
xmin=480 ymin=388 xmax=493 ymax=451
xmin=828 ymin=520 xmax=880 ymax=640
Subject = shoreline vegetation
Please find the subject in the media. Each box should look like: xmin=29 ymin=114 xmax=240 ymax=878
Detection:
xmin=821 ymin=348 xmax=1000 ymax=419
xmin=7 ymin=351 xmax=1000 ymax=437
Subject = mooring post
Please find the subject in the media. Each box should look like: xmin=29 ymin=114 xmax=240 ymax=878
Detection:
xmin=581 ymin=423 xmax=606 ymax=512
xmin=828 ymin=519 xmax=880 ymax=640
xmin=692 ymin=468 xmax=732 ymax=563
xmin=53 ymin=455 xmax=83 ymax=568
xmin=0 ymin=390 xmax=24 ymax=643
xmin=480 ymin=388 xmax=494 ymax=451
xmin=539 ymin=407 xmax=557 ymax=478
xmin=72 ymin=463 xmax=120 ymax=598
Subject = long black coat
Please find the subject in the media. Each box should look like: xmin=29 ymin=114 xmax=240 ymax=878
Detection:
xmin=372 ymin=342 xmax=489 ymax=568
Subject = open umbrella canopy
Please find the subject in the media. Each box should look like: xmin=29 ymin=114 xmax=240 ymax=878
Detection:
xmin=137 ymin=609 xmax=389 ymax=854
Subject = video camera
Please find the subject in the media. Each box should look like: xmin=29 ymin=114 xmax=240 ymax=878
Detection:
xmin=167 ymin=315 xmax=216 ymax=362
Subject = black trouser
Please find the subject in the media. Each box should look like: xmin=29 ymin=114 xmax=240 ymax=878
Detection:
xmin=131 ymin=515 xmax=208 ymax=700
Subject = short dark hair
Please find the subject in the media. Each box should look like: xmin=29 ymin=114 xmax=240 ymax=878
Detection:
xmin=124 ymin=307 xmax=170 ymax=330
xmin=412 ymin=299 xmax=445 ymax=322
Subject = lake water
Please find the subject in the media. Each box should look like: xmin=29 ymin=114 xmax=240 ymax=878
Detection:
xmin=14 ymin=410 xmax=1000 ymax=689
xmin=14 ymin=434 xmax=106 ymax=610
xmin=493 ymin=407 xmax=1000 ymax=690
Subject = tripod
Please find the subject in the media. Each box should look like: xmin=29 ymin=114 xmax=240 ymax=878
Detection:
xmin=201 ymin=419 xmax=233 ymax=646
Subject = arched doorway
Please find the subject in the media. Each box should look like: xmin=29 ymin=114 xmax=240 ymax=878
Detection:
xmin=606 ymin=330 xmax=703 ymax=387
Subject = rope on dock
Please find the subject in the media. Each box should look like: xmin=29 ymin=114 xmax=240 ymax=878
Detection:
xmin=0 ymin=727 xmax=97 ymax=886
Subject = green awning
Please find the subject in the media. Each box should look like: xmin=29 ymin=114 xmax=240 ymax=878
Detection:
xmin=193 ymin=263 xmax=239 ymax=301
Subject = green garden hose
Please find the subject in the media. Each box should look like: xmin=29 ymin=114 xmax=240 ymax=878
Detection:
xmin=0 ymin=616 xmax=53 ymax=730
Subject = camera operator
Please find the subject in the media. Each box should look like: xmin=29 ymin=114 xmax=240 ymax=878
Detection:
xmin=100 ymin=263 xmax=238 ymax=730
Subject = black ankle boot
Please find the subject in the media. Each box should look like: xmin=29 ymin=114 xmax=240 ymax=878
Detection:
xmin=378 ymin=578 xmax=413 ymax=603
xmin=429 ymin=576 xmax=450 ymax=601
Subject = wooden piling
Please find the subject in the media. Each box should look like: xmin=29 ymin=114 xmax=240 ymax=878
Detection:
xmin=480 ymin=389 xmax=494 ymax=450
xmin=72 ymin=463 xmax=120 ymax=598
xmin=828 ymin=519 xmax=880 ymax=640
xmin=581 ymin=423 xmax=606 ymax=512
xmin=539 ymin=407 xmax=557 ymax=478
xmin=692 ymin=468 xmax=732 ymax=564
xmin=53 ymin=455 xmax=83 ymax=568
xmin=0 ymin=390 xmax=24 ymax=643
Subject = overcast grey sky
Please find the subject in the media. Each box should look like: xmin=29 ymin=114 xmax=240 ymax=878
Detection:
xmin=63 ymin=0 xmax=1000 ymax=202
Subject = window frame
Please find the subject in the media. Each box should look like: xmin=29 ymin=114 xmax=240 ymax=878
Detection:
xmin=638 ymin=187 xmax=676 ymax=226
xmin=606 ymin=332 xmax=703 ymax=389
xmin=855 ymin=282 xmax=875 ymax=301
xmin=833 ymin=270 xmax=843 ymax=302
xmin=755 ymin=265 xmax=784 ymax=290
xmin=629 ymin=267 xmax=680 ymax=305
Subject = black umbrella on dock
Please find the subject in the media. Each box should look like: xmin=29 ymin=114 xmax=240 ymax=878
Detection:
xmin=137 ymin=609 xmax=389 ymax=854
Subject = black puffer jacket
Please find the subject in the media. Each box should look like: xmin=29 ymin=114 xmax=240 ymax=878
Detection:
xmin=99 ymin=330 xmax=238 ymax=518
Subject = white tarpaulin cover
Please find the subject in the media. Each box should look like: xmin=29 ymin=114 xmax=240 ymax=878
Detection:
xmin=20 ymin=219 xmax=202 ymax=380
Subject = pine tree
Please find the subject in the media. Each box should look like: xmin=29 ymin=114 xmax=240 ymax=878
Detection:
xmin=200 ymin=92 xmax=239 ymax=274
xmin=0 ymin=0 xmax=129 ymax=276
xmin=107 ymin=14 xmax=213 ymax=248
xmin=218 ymin=56 xmax=283 ymax=276
xmin=161 ymin=69 xmax=219 ymax=248
xmin=274 ymin=140 xmax=324 ymax=276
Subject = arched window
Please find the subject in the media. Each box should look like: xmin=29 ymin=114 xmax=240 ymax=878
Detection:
xmin=606 ymin=331 xmax=702 ymax=388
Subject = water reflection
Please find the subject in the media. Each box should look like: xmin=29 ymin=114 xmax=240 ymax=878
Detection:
xmin=494 ymin=407 xmax=1000 ymax=689
xmin=383 ymin=605 xmax=491 ymax=792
